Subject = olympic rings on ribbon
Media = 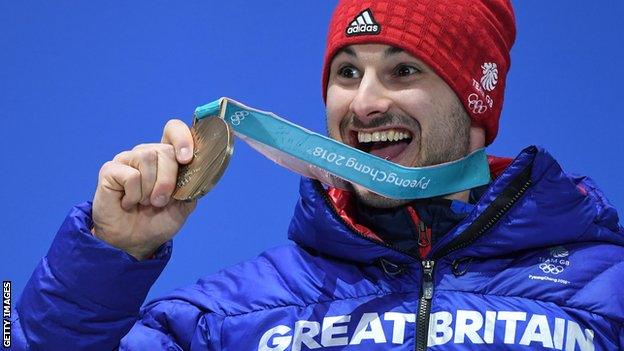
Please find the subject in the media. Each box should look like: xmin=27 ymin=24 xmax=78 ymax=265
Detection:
xmin=230 ymin=110 xmax=249 ymax=125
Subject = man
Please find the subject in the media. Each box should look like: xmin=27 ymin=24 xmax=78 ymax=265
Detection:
xmin=12 ymin=0 xmax=624 ymax=350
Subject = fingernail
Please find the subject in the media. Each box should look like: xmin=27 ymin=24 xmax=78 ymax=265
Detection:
xmin=154 ymin=195 xmax=168 ymax=207
xmin=179 ymin=147 xmax=191 ymax=160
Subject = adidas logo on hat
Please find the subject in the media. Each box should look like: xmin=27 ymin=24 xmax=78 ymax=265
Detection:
xmin=345 ymin=9 xmax=381 ymax=36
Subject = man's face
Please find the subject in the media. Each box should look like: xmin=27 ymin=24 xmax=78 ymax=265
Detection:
xmin=326 ymin=44 xmax=472 ymax=208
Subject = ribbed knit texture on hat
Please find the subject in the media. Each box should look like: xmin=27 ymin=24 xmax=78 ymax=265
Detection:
xmin=322 ymin=0 xmax=516 ymax=145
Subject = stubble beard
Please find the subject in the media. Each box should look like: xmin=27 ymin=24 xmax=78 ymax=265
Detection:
xmin=327 ymin=101 xmax=471 ymax=209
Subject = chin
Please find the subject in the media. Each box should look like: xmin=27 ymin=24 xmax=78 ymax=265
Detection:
xmin=352 ymin=185 xmax=411 ymax=208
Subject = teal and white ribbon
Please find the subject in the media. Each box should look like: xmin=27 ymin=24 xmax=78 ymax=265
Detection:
xmin=195 ymin=98 xmax=490 ymax=199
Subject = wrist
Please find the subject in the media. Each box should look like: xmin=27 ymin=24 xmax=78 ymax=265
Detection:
xmin=90 ymin=225 xmax=158 ymax=261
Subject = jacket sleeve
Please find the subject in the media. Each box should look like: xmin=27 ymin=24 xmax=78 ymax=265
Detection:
xmin=11 ymin=202 xmax=178 ymax=351
xmin=119 ymin=297 xmax=215 ymax=350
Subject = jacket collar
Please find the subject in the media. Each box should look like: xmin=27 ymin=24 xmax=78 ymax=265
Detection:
xmin=287 ymin=146 xmax=624 ymax=264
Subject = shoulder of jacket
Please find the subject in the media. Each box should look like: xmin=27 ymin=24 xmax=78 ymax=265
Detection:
xmin=564 ymin=243 xmax=624 ymax=323
xmin=154 ymin=244 xmax=412 ymax=318
xmin=476 ymin=242 xmax=624 ymax=323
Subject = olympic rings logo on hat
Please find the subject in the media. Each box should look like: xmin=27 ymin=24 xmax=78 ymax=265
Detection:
xmin=539 ymin=263 xmax=565 ymax=275
xmin=467 ymin=94 xmax=488 ymax=114
xmin=230 ymin=110 xmax=249 ymax=125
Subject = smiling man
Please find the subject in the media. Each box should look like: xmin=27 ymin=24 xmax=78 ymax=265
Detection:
xmin=326 ymin=44 xmax=476 ymax=208
xmin=11 ymin=0 xmax=624 ymax=350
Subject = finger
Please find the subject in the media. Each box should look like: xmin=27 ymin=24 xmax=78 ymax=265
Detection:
xmin=115 ymin=148 xmax=158 ymax=206
xmin=130 ymin=144 xmax=179 ymax=207
xmin=150 ymin=145 xmax=178 ymax=207
xmin=132 ymin=143 xmax=165 ymax=151
xmin=161 ymin=119 xmax=194 ymax=164
xmin=98 ymin=161 xmax=142 ymax=211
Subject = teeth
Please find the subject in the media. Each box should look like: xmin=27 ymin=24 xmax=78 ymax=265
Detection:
xmin=387 ymin=130 xmax=395 ymax=141
xmin=358 ymin=129 xmax=411 ymax=143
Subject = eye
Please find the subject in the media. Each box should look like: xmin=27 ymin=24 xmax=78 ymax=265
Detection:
xmin=393 ymin=64 xmax=421 ymax=77
xmin=337 ymin=65 xmax=361 ymax=79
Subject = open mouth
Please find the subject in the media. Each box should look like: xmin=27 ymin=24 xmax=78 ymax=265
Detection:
xmin=351 ymin=128 xmax=413 ymax=161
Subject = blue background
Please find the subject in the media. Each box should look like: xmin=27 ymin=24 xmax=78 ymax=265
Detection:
xmin=1 ymin=1 xmax=622 ymax=303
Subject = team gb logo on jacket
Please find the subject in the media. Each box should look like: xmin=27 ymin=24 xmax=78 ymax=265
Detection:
xmin=529 ymin=246 xmax=572 ymax=285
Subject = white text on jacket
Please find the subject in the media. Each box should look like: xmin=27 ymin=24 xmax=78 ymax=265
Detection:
xmin=258 ymin=310 xmax=595 ymax=350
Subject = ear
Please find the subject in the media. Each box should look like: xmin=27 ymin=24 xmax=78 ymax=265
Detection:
xmin=469 ymin=125 xmax=486 ymax=152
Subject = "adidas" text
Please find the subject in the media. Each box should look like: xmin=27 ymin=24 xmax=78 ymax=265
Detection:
xmin=347 ymin=24 xmax=379 ymax=35
xmin=345 ymin=9 xmax=381 ymax=37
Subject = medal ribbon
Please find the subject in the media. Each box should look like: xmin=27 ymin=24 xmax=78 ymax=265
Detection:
xmin=194 ymin=98 xmax=490 ymax=199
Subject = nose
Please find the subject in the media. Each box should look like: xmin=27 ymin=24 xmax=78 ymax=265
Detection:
xmin=349 ymin=71 xmax=391 ymax=124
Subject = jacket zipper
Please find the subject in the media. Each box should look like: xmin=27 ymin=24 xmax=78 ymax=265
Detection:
xmin=433 ymin=167 xmax=533 ymax=259
xmin=417 ymin=220 xmax=432 ymax=259
xmin=415 ymin=259 xmax=435 ymax=351
xmin=312 ymin=154 xmax=534 ymax=351
xmin=413 ymin=166 xmax=533 ymax=350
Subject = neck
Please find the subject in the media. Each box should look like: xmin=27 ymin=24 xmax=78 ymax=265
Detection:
xmin=443 ymin=189 xmax=470 ymax=203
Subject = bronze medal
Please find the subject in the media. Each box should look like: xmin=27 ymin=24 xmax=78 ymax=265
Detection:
xmin=172 ymin=116 xmax=234 ymax=201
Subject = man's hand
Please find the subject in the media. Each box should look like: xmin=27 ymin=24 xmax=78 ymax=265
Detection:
xmin=92 ymin=119 xmax=197 ymax=260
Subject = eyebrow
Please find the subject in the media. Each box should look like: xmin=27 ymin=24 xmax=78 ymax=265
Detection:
xmin=336 ymin=47 xmax=356 ymax=57
xmin=384 ymin=46 xmax=404 ymax=57
xmin=335 ymin=46 xmax=404 ymax=58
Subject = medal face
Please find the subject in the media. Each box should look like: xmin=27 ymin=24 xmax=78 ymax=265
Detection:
xmin=172 ymin=117 xmax=234 ymax=201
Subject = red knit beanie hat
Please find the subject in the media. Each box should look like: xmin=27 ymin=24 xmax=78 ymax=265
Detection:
xmin=322 ymin=0 xmax=516 ymax=145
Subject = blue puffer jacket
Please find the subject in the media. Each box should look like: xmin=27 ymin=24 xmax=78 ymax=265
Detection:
xmin=12 ymin=146 xmax=624 ymax=350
